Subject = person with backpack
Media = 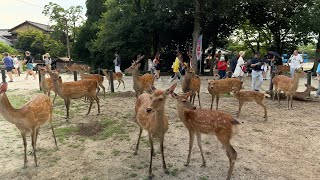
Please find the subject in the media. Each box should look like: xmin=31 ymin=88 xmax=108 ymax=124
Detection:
xmin=114 ymin=53 xmax=122 ymax=73
xmin=23 ymin=51 xmax=36 ymax=80
xmin=2 ymin=52 xmax=14 ymax=82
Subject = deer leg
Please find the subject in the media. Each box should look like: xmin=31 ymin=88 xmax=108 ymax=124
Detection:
xmin=290 ymin=95 xmax=293 ymax=109
xmin=197 ymin=92 xmax=201 ymax=108
xmin=21 ymin=133 xmax=28 ymax=168
xmin=237 ymin=101 xmax=243 ymax=117
xmin=52 ymin=93 xmax=57 ymax=106
xmin=86 ymin=96 xmax=94 ymax=116
xmin=160 ymin=135 xmax=170 ymax=174
xmin=148 ymin=133 xmax=154 ymax=179
xmin=65 ymin=98 xmax=71 ymax=120
xmin=216 ymin=95 xmax=220 ymax=110
xmin=31 ymin=130 xmax=38 ymax=167
xmin=196 ymin=132 xmax=206 ymax=167
xmin=210 ymin=95 xmax=215 ymax=110
xmin=35 ymin=128 xmax=40 ymax=147
xmin=92 ymin=95 xmax=100 ymax=115
xmin=121 ymin=80 xmax=125 ymax=89
xmin=287 ymin=95 xmax=290 ymax=110
xmin=217 ymin=136 xmax=237 ymax=180
xmin=100 ymin=84 xmax=106 ymax=97
xmin=257 ymin=101 xmax=268 ymax=121
xmin=117 ymin=80 xmax=121 ymax=89
xmin=192 ymin=93 xmax=196 ymax=105
xmin=134 ymin=127 xmax=143 ymax=155
xmin=185 ymin=131 xmax=195 ymax=166
xmin=277 ymin=91 xmax=281 ymax=107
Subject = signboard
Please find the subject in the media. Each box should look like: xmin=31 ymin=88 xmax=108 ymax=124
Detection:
xmin=196 ymin=34 xmax=203 ymax=61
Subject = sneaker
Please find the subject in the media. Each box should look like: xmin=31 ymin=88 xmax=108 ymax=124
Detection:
xmin=254 ymin=89 xmax=259 ymax=92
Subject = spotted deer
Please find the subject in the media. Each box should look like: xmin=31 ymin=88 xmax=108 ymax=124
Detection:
xmin=79 ymin=70 xmax=106 ymax=97
xmin=172 ymin=92 xmax=240 ymax=180
xmin=0 ymin=83 xmax=57 ymax=168
xmin=39 ymin=67 xmax=62 ymax=105
xmin=182 ymin=66 xmax=201 ymax=108
xmin=275 ymin=65 xmax=290 ymax=75
xmin=101 ymin=69 xmax=125 ymax=90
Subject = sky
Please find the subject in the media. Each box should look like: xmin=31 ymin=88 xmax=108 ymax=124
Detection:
xmin=0 ymin=0 xmax=87 ymax=29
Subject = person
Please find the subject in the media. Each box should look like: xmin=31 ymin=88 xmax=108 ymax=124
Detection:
xmin=170 ymin=51 xmax=183 ymax=83
xmin=217 ymin=56 xmax=227 ymax=79
xmin=230 ymin=51 xmax=239 ymax=74
xmin=2 ymin=52 xmax=14 ymax=82
xmin=154 ymin=52 xmax=161 ymax=81
xmin=250 ymin=52 xmax=264 ymax=91
xmin=43 ymin=53 xmax=52 ymax=70
xmin=148 ymin=58 xmax=154 ymax=74
xmin=288 ymin=50 xmax=303 ymax=78
xmin=233 ymin=51 xmax=246 ymax=81
xmin=23 ymin=51 xmax=36 ymax=80
xmin=12 ymin=54 xmax=20 ymax=76
xmin=315 ymin=59 xmax=320 ymax=98
xmin=114 ymin=53 xmax=122 ymax=73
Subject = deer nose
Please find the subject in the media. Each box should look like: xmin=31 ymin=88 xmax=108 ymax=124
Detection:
xmin=210 ymin=86 xmax=213 ymax=89
xmin=146 ymin=108 xmax=153 ymax=113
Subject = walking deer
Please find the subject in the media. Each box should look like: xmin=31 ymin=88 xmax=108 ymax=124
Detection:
xmin=101 ymin=69 xmax=125 ymax=90
xmin=172 ymin=92 xmax=240 ymax=180
xmin=232 ymin=85 xmax=268 ymax=121
xmin=292 ymin=84 xmax=318 ymax=101
xmin=182 ymin=66 xmax=201 ymax=108
xmin=49 ymin=71 xmax=100 ymax=119
xmin=0 ymin=83 xmax=57 ymax=168
xmin=272 ymin=67 xmax=305 ymax=109
xmin=134 ymin=83 xmax=177 ymax=179
xmin=208 ymin=78 xmax=243 ymax=110
xmin=39 ymin=67 xmax=62 ymax=105
xmin=79 ymin=70 xmax=106 ymax=97
xmin=125 ymin=55 xmax=154 ymax=98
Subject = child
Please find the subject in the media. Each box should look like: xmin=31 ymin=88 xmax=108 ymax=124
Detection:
xmin=217 ymin=56 xmax=227 ymax=79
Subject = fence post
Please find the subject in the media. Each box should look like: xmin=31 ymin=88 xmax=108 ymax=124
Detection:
xmin=307 ymin=71 xmax=312 ymax=97
xmin=73 ymin=71 xmax=77 ymax=81
xmin=38 ymin=70 xmax=42 ymax=91
xmin=227 ymin=71 xmax=232 ymax=78
xmin=1 ymin=69 xmax=6 ymax=83
xmin=109 ymin=70 xmax=114 ymax=93
xmin=98 ymin=68 xmax=101 ymax=75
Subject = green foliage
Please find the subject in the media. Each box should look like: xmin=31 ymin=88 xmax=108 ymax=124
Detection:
xmin=0 ymin=42 xmax=18 ymax=58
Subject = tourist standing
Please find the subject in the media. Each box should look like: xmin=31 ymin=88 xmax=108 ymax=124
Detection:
xmin=233 ymin=51 xmax=246 ymax=81
xmin=12 ymin=54 xmax=20 ymax=76
xmin=23 ymin=51 xmax=36 ymax=80
xmin=288 ymin=50 xmax=303 ymax=78
xmin=154 ymin=52 xmax=161 ymax=81
xmin=2 ymin=52 xmax=14 ymax=82
xmin=114 ymin=53 xmax=122 ymax=73
xmin=250 ymin=52 xmax=264 ymax=91
xmin=43 ymin=53 xmax=52 ymax=70
xmin=217 ymin=56 xmax=227 ymax=79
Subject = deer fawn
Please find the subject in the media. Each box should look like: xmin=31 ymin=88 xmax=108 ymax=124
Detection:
xmin=134 ymin=83 xmax=177 ymax=179
xmin=79 ymin=70 xmax=106 ymax=97
xmin=0 ymin=83 xmax=57 ymax=168
xmin=125 ymin=56 xmax=154 ymax=98
xmin=272 ymin=67 xmax=305 ymax=109
xmin=49 ymin=71 xmax=100 ymax=119
xmin=182 ymin=66 xmax=201 ymax=108
xmin=172 ymin=92 xmax=240 ymax=180
xmin=208 ymin=78 xmax=243 ymax=110
xmin=39 ymin=67 xmax=62 ymax=105
xmin=292 ymin=84 xmax=318 ymax=101
xmin=101 ymin=69 xmax=125 ymax=90
xmin=232 ymin=85 xmax=268 ymax=121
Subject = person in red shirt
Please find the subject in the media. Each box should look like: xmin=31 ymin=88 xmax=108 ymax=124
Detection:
xmin=218 ymin=56 xmax=227 ymax=79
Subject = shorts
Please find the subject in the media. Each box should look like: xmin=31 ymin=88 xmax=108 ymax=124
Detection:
xmin=5 ymin=67 xmax=13 ymax=72
xmin=26 ymin=63 xmax=33 ymax=70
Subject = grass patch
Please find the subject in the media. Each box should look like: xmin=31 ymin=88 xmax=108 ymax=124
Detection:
xmin=55 ymin=126 xmax=79 ymax=142
xmin=129 ymin=173 xmax=138 ymax=178
xmin=6 ymin=95 xmax=29 ymax=108
xmin=112 ymin=149 xmax=120 ymax=156
xmin=98 ymin=118 xmax=127 ymax=139
xmin=200 ymin=176 xmax=209 ymax=180
xmin=171 ymin=168 xmax=179 ymax=176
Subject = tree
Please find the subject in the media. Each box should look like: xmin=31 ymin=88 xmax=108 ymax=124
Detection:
xmin=0 ymin=42 xmax=18 ymax=59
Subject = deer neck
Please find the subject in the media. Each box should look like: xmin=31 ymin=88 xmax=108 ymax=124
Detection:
xmin=52 ymin=78 xmax=64 ymax=97
xmin=176 ymin=104 xmax=187 ymax=122
xmin=182 ymin=75 xmax=192 ymax=91
xmin=291 ymin=73 xmax=301 ymax=90
xmin=153 ymin=108 xmax=167 ymax=129
xmin=132 ymin=70 xmax=141 ymax=86
xmin=0 ymin=94 xmax=23 ymax=125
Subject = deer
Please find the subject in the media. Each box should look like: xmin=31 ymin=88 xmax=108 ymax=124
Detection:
xmin=0 ymin=83 xmax=57 ymax=168
xmin=133 ymin=83 xmax=177 ymax=179
xmin=49 ymin=71 xmax=100 ymax=119
xmin=272 ymin=67 xmax=305 ymax=109
xmin=101 ymin=69 xmax=125 ymax=90
xmin=182 ymin=66 xmax=201 ymax=108
xmin=64 ymin=64 xmax=85 ymax=73
xmin=208 ymin=78 xmax=243 ymax=110
xmin=231 ymin=84 xmax=268 ymax=121
xmin=292 ymin=84 xmax=318 ymax=101
xmin=124 ymin=55 xmax=155 ymax=98
xmin=172 ymin=92 xmax=240 ymax=180
xmin=79 ymin=70 xmax=106 ymax=97
xmin=275 ymin=65 xmax=290 ymax=75
xmin=39 ymin=67 xmax=62 ymax=105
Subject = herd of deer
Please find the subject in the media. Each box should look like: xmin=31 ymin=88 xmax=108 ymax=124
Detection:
xmin=0 ymin=57 xmax=317 ymax=179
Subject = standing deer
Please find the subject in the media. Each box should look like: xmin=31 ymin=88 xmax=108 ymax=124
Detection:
xmin=79 ymin=70 xmax=106 ymax=97
xmin=101 ymin=69 xmax=125 ymax=90
xmin=272 ymin=67 xmax=305 ymax=109
xmin=49 ymin=71 xmax=100 ymax=119
xmin=182 ymin=66 xmax=201 ymax=108
xmin=0 ymin=83 xmax=57 ymax=168
xmin=172 ymin=92 xmax=240 ymax=180
xmin=39 ymin=67 xmax=62 ymax=105
xmin=134 ymin=83 xmax=177 ymax=179
xmin=125 ymin=55 xmax=154 ymax=98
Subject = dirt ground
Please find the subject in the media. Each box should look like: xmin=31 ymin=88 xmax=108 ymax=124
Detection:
xmin=0 ymin=73 xmax=320 ymax=180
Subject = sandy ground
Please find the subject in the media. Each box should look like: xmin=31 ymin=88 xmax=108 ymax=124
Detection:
xmin=0 ymin=72 xmax=320 ymax=180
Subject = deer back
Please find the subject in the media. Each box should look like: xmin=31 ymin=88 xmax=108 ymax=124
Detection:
xmin=140 ymin=74 xmax=155 ymax=91
xmin=208 ymin=78 xmax=242 ymax=95
xmin=58 ymin=79 xmax=98 ymax=99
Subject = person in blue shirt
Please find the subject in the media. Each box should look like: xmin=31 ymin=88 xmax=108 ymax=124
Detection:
xmin=315 ymin=59 xmax=320 ymax=98
xmin=2 ymin=52 xmax=14 ymax=82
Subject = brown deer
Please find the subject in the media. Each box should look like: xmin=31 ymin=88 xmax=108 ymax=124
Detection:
xmin=272 ymin=67 xmax=305 ymax=109
xmin=64 ymin=64 xmax=85 ymax=73
xmin=275 ymin=65 xmax=290 ymax=75
xmin=101 ymin=69 xmax=125 ymax=90
xmin=172 ymin=92 xmax=240 ymax=180
xmin=0 ymin=83 xmax=57 ymax=168
xmin=49 ymin=71 xmax=100 ymax=119
xmin=292 ymin=84 xmax=318 ymax=101
xmin=134 ymin=83 xmax=177 ymax=179
xmin=79 ymin=70 xmax=106 ymax=97
xmin=39 ymin=67 xmax=62 ymax=105
xmin=125 ymin=55 xmax=154 ymax=98
xmin=208 ymin=78 xmax=243 ymax=110
xmin=232 ymin=85 xmax=268 ymax=121
xmin=182 ymin=66 xmax=201 ymax=108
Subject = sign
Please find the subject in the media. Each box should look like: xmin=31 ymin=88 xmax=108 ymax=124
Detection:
xmin=196 ymin=34 xmax=203 ymax=61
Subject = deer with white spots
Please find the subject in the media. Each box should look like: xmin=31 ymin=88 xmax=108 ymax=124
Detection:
xmin=101 ymin=69 xmax=125 ymax=90
xmin=39 ymin=67 xmax=62 ymax=105
xmin=134 ymin=83 xmax=177 ymax=179
xmin=0 ymin=83 xmax=57 ymax=168
xmin=79 ymin=70 xmax=106 ymax=97
xmin=172 ymin=92 xmax=240 ymax=180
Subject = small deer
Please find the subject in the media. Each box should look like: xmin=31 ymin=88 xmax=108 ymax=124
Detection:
xmin=208 ymin=78 xmax=243 ymax=110
xmin=39 ymin=67 xmax=62 ymax=105
xmin=101 ymin=69 xmax=125 ymax=90
xmin=275 ymin=65 xmax=290 ymax=75
xmin=172 ymin=92 xmax=240 ymax=180
xmin=134 ymin=83 xmax=177 ymax=179
xmin=292 ymin=84 xmax=318 ymax=101
xmin=232 ymin=85 xmax=268 ymax=121
xmin=49 ymin=71 xmax=100 ymax=119
xmin=272 ymin=67 xmax=305 ymax=109
xmin=182 ymin=66 xmax=201 ymax=108
xmin=125 ymin=56 xmax=154 ymax=98
xmin=0 ymin=83 xmax=57 ymax=168
xmin=79 ymin=70 xmax=106 ymax=97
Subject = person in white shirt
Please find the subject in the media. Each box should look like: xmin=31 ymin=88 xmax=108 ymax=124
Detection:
xmin=288 ymin=50 xmax=303 ymax=78
xmin=232 ymin=51 xmax=246 ymax=81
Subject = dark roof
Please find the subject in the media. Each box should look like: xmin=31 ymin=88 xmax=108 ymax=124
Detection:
xmin=9 ymin=20 xmax=52 ymax=33
xmin=0 ymin=29 xmax=10 ymax=36
xmin=0 ymin=36 xmax=13 ymax=46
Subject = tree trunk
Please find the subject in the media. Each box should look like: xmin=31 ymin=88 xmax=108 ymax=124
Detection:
xmin=191 ymin=0 xmax=203 ymax=74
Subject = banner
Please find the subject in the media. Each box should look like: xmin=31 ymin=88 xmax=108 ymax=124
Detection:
xmin=196 ymin=34 xmax=203 ymax=61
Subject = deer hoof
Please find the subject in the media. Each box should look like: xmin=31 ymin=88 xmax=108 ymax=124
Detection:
xmin=148 ymin=174 xmax=154 ymax=180
xmin=201 ymin=163 xmax=206 ymax=167
xmin=23 ymin=164 xmax=27 ymax=169
xmin=164 ymin=169 xmax=170 ymax=174
xmin=184 ymin=163 xmax=190 ymax=167
xmin=134 ymin=152 xmax=138 ymax=156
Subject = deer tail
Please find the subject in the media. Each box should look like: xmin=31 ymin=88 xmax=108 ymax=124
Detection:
xmin=231 ymin=119 xmax=241 ymax=137
xmin=264 ymin=94 xmax=271 ymax=98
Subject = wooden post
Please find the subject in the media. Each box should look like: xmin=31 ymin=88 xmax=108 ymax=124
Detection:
xmin=307 ymin=71 xmax=312 ymax=97
xmin=38 ymin=70 xmax=42 ymax=91
xmin=98 ymin=68 xmax=101 ymax=75
xmin=1 ymin=69 xmax=6 ymax=83
xmin=109 ymin=70 xmax=114 ymax=93
xmin=73 ymin=71 xmax=77 ymax=81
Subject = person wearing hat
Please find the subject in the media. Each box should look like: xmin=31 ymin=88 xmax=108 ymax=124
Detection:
xmin=250 ymin=51 xmax=264 ymax=91
xmin=2 ymin=52 xmax=14 ymax=82
xmin=217 ymin=56 xmax=227 ymax=79
xmin=43 ymin=52 xmax=52 ymax=70
xmin=233 ymin=51 xmax=246 ymax=80
xmin=23 ymin=51 xmax=36 ymax=80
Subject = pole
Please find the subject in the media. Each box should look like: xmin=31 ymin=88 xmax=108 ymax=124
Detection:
xmin=1 ymin=69 xmax=6 ymax=83
xmin=307 ymin=71 xmax=312 ymax=97
xmin=38 ymin=70 xmax=42 ymax=91
xmin=65 ymin=19 xmax=71 ymax=61
xmin=227 ymin=71 xmax=232 ymax=78
xmin=98 ymin=68 xmax=101 ymax=75
xmin=109 ymin=70 xmax=114 ymax=93
xmin=73 ymin=71 xmax=77 ymax=81
xmin=268 ymin=71 xmax=276 ymax=97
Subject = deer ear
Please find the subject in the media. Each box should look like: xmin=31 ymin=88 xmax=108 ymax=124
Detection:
xmin=185 ymin=91 xmax=192 ymax=98
xmin=166 ymin=83 xmax=177 ymax=94
xmin=0 ymin=83 xmax=8 ymax=94
xmin=149 ymin=84 xmax=157 ymax=93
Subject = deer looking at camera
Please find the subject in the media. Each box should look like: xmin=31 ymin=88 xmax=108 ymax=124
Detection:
xmin=182 ymin=65 xmax=201 ymax=108
xmin=39 ymin=67 xmax=62 ymax=105
xmin=101 ymin=69 xmax=125 ymax=90
xmin=0 ymin=83 xmax=57 ymax=168
xmin=79 ymin=70 xmax=106 ymax=97
xmin=125 ymin=55 xmax=154 ymax=98
xmin=134 ymin=83 xmax=177 ymax=179
xmin=49 ymin=71 xmax=100 ymax=119
xmin=172 ymin=92 xmax=240 ymax=180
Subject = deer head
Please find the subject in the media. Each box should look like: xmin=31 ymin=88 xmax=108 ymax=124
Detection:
xmin=304 ymin=84 xmax=318 ymax=91
xmin=39 ymin=67 xmax=47 ymax=75
xmin=49 ymin=71 xmax=60 ymax=81
xmin=295 ymin=67 xmax=306 ymax=78
xmin=0 ymin=83 xmax=8 ymax=94
xmin=208 ymin=80 xmax=216 ymax=90
xmin=172 ymin=92 xmax=197 ymax=110
xmin=146 ymin=83 xmax=177 ymax=113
